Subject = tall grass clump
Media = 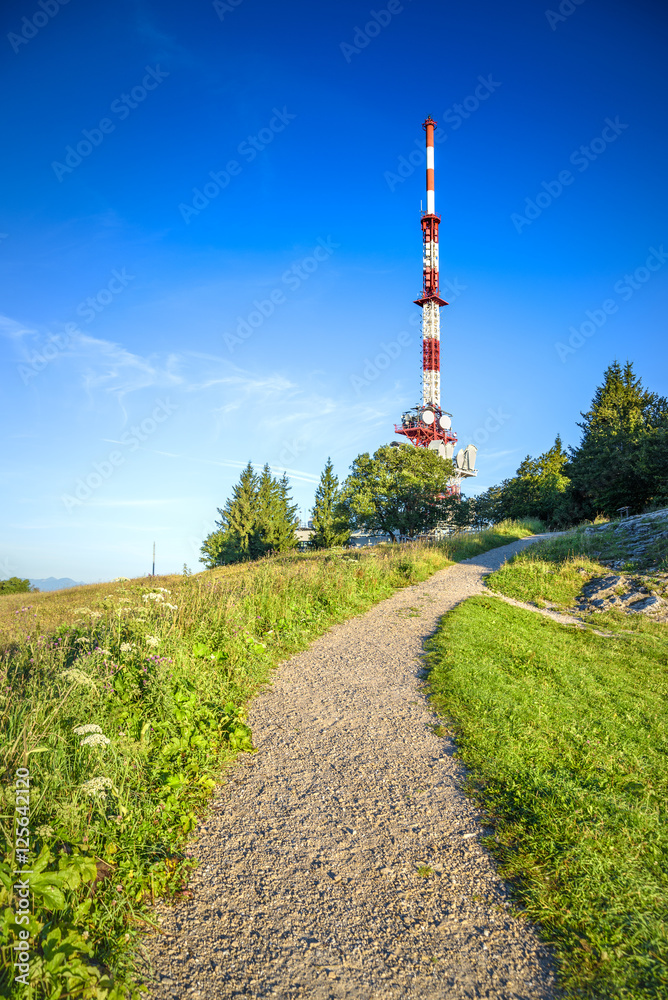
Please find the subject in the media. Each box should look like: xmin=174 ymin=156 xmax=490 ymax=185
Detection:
xmin=0 ymin=522 xmax=538 ymax=998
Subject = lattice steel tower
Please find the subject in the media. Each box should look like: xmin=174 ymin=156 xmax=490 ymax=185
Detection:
xmin=393 ymin=117 xmax=477 ymax=486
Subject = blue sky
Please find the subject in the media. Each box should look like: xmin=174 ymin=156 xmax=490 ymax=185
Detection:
xmin=1 ymin=0 xmax=667 ymax=582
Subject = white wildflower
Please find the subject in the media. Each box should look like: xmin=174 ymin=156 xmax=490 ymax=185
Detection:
xmin=80 ymin=733 xmax=111 ymax=748
xmin=113 ymin=577 xmax=129 ymax=582
xmin=61 ymin=669 xmax=97 ymax=689
xmin=80 ymin=776 xmax=113 ymax=798
xmin=90 ymin=611 xmax=102 ymax=619
xmin=75 ymin=637 xmax=90 ymax=645
xmin=73 ymin=724 xmax=103 ymax=735
xmin=120 ymin=642 xmax=133 ymax=652
xmin=154 ymin=588 xmax=171 ymax=594
xmin=143 ymin=592 xmax=164 ymax=602
xmin=165 ymin=603 xmax=178 ymax=611
xmin=145 ymin=635 xmax=160 ymax=647
xmin=95 ymin=648 xmax=111 ymax=655
xmin=36 ymin=825 xmax=55 ymax=838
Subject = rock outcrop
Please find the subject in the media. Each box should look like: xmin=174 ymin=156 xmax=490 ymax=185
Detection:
xmin=577 ymin=508 xmax=668 ymax=620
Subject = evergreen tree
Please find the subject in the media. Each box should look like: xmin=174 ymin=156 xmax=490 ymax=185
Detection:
xmin=499 ymin=436 xmax=570 ymax=524
xmin=310 ymin=458 xmax=350 ymax=548
xmin=638 ymin=423 xmax=668 ymax=508
xmin=568 ymin=361 xmax=668 ymax=516
xmin=461 ymin=362 xmax=668 ymax=530
xmin=274 ymin=472 xmax=300 ymax=551
xmin=253 ymin=468 xmax=299 ymax=555
xmin=200 ymin=462 xmax=298 ymax=567
xmin=220 ymin=461 xmax=260 ymax=560
xmin=250 ymin=464 xmax=278 ymax=559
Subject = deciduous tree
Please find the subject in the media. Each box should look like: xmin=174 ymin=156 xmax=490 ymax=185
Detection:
xmin=337 ymin=444 xmax=454 ymax=541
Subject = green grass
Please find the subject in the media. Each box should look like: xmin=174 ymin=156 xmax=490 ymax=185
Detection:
xmin=487 ymin=543 xmax=603 ymax=609
xmin=0 ymin=520 xmax=537 ymax=999
xmin=488 ymin=530 xmax=668 ymax=628
xmin=506 ymin=518 xmax=668 ymax=577
xmin=426 ymin=569 xmax=668 ymax=997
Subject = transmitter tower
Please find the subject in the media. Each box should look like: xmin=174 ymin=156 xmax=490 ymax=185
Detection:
xmin=394 ymin=117 xmax=477 ymax=489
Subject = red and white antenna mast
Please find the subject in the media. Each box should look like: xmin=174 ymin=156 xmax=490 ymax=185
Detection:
xmin=417 ymin=116 xmax=446 ymax=410
xmin=393 ymin=117 xmax=478 ymax=487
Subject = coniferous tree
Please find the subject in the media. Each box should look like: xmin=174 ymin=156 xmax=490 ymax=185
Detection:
xmin=219 ymin=461 xmax=260 ymax=561
xmin=499 ymin=436 xmax=570 ymax=523
xmin=638 ymin=423 xmax=668 ymax=508
xmin=275 ymin=473 xmax=300 ymax=550
xmin=200 ymin=462 xmax=299 ymax=567
xmin=250 ymin=464 xmax=278 ymax=559
xmin=310 ymin=458 xmax=350 ymax=548
xmin=474 ymin=362 xmax=668 ymax=528
xmin=568 ymin=361 xmax=668 ymax=517
xmin=254 ymin=469 xmax=299 ymax=555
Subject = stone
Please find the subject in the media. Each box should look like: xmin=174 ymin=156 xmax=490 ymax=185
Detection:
xmin=627 ymin=596 xmax=661 ymax=613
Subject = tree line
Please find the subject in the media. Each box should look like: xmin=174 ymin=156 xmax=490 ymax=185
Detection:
xmin=472 ymin=361 xmax=668 ymax=528
xmin=200 ymin=361 xmax=668 ymax=566
xmin=200 ymin=446 xmax=457 ymax=567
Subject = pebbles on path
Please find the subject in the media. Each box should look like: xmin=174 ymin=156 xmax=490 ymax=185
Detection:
xmin=142 ymin=536 xmax=560 ymax=1000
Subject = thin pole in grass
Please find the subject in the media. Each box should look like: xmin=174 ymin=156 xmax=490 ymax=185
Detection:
xmin=152 ymin=542 xmax=155 ymax=578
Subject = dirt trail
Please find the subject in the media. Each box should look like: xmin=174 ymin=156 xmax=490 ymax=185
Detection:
xmin=143 ymin=535 xmax=560 ymax=1000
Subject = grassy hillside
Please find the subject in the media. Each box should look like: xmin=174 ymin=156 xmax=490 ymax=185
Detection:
xmin=0 ymin=521 xmax=538 ymax=999
xmin=426 ymin=530 xmax=668 ymax=999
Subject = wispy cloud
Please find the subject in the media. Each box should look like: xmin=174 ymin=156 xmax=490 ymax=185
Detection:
xmin=79 ymin=334 xmax=183 ymax=400
xmin=0 ymin=314 xmax=35 ymax=340
xmin=152 ymin=450 xmax=320 ymax=485
xmin=268 ymin=467 xmax=320 ymax=484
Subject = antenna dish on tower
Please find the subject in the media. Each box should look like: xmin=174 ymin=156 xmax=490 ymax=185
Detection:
xmin=422 ymin=409 xmax=435 ymax=425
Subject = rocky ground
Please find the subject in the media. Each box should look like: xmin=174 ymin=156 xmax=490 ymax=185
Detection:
xmin=140 ymin=536 xmax=560 ymax=1000
xmin=584 ymin=507 xmax=668 ymax=570
xmin=574 ymin=569 xmax=668 ymax=619
xmin=577 ymin=508 xmax=668 ymax=620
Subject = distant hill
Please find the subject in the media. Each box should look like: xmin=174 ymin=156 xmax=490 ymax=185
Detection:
xmin=29 ymin=577 xmax=84 ymax=592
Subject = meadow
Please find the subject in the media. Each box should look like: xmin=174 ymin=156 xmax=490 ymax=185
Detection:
xmin=0 ymin=521 xmax=538 ymax=999
xmin=426 ymin=529 xmax=668 ymax=999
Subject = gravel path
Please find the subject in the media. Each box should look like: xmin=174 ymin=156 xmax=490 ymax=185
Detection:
xmin=143 ymin=536 xmax=561 ymax=1000
xmin=486 ymin=587 xmax=617 ymax=636
xmin=487 ymin=592 xmax=587 ymax=627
